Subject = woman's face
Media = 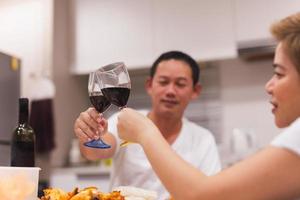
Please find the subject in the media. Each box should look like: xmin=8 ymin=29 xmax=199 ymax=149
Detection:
xmin=265 ymin=42 xmax=300 ymax=128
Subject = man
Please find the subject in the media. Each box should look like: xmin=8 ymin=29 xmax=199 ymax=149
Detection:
xmin=74 ymin=51 xmax=221 ymax=200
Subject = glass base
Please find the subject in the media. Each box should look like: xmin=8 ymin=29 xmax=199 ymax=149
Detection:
xmin=84 ymin=139 xmax=111 ymax=149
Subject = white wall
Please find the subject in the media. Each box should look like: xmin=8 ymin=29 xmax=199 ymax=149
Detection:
xmin=235 ymin=0 xmax=300 ymax=42
xmin=51 ymin=0 xmax=91 ymax=167
xmin=0 ymin=0 xmax=53 ymax=97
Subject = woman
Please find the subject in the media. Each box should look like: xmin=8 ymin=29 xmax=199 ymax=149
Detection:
xmin=116 ymin=12 xmax=300 ymax=200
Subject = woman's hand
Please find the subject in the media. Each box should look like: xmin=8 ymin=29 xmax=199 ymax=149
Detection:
xmin=117 ymin=108 xmax=159 ymax=144
xmin=74 ymin=107 xmax=108 ymax=143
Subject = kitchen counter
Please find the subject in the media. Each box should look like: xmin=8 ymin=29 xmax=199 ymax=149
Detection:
xmin=50 ymin=164 xmax=111 ymax=192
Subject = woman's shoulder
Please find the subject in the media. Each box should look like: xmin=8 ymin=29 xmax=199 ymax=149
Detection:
xmin=271 ymin=117 xmax=300 ymax=156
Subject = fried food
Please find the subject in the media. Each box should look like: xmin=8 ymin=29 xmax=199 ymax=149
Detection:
xmin=99 ymin=191 xmax=125 ymax=200
xmin=41 ymin=188 xmax=70 ymax=200
xmin=69 ymin=187 xmax=98 ymax=200
xmin=40 ymin=187 xmax=125 ymax=200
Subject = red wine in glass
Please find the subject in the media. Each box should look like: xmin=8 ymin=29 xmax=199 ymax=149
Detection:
xmin=101 ymin=87 xmax=130 ymax=108
xmin=89 ymin=92 xmax=111 ymax=113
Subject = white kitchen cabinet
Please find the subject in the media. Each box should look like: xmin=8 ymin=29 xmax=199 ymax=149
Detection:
xmin=70 ymin=0 xmax=237 ymax=74
xmin=153 ymin=0 xmax=236 ymax=62
xmin=70 ymin=0 xmax=155 ymax=74
xmin=235 ymin=0 xmax=300 ymax=42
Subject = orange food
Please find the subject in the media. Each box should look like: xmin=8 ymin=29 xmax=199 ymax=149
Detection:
xmin=40 ymin=187 xmax=124 ymax=200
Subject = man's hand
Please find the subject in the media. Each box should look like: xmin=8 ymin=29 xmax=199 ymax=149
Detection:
xmin=74 ymin=107 xmax=108 ymax=143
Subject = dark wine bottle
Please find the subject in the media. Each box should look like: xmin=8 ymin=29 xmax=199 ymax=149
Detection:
xmin=10 ymin=98 xmax=35 ymax=167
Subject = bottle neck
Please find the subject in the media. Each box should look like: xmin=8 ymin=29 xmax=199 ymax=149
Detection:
xmin=19 ymin=111 xmax=28 ymax=124
xmin=19 ymin=98 xmax=29 ymax=124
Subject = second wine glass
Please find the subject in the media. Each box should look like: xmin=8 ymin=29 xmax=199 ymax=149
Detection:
xmin=96 ymin=62 xmax=131 ymax=146
xmin=84 ymin=71 xmax=111 ymax=149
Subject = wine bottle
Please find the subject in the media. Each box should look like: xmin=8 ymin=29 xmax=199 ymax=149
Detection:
xmin=10 ymin=98 xmax=35 ymax=167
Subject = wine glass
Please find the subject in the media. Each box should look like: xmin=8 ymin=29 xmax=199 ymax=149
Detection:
xmin=83 ymin=71 xmax=112 ymax=149
xmin=96 ymin=62 xmax=131 ymax=146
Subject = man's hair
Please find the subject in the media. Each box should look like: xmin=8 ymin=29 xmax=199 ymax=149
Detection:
xmin=271 ymin=12 xmax=300 ymax=74
xmin=150 ymin=51 xmax=200 ymax=85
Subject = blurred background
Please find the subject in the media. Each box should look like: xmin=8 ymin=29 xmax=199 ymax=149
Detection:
xmin=0 ymin=0 xmax=299 ymax=192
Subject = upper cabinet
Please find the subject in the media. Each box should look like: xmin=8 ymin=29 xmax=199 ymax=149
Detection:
xmin=69 ymin=0 xmax=155 ymax=74
xmin=70 ymin=0 xmax=300 ymax=74
xmin=235 ymin=0 xmax=300 ymax=42
xmin=70 ymin=0 xmax=236 ymax=74
xmin=152 ymin=0 xmax=236 ymax=63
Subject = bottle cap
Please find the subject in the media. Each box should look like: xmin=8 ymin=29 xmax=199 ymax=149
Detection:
xmin=19 ymin=98 xmax=28 ymax=105
xmin=19 ymin=98 xmax=29 ymax=124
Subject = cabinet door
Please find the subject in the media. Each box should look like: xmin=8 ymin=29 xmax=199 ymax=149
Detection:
xmin=70 ymin=0 xmax=155 ymax=74
xmin=153 ymin=0 xmax=237 ymax=61
xmin=235 ymin=0 xmax=300 ymax=42
xmin=71 ymin=0 xmax=238 ymax=73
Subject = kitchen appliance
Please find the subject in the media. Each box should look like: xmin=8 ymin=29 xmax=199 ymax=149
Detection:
xmin=0 ymin=52 xmax=20 ymax=165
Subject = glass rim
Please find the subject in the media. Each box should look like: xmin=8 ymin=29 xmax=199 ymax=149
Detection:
xmin=97 ymin=62 xmax=125 ymax=73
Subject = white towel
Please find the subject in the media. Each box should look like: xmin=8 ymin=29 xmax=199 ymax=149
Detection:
xmin=29 ymin=76 xmax=55 ymax=101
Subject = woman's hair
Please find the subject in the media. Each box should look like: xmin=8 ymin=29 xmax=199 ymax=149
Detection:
xmin=271 ymin=12 xmax=300 ymax=74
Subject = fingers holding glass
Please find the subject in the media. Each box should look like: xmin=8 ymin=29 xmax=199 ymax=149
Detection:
xmin=74 ymin=108 xmax=103 ymax=143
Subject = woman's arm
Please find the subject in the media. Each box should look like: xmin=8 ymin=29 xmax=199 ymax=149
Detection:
xmin=117 ymin=108 xmax=300 ymax=200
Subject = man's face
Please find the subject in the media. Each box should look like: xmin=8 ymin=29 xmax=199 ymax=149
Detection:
xmin=146 ymin=59 xmax=201 ymax=118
